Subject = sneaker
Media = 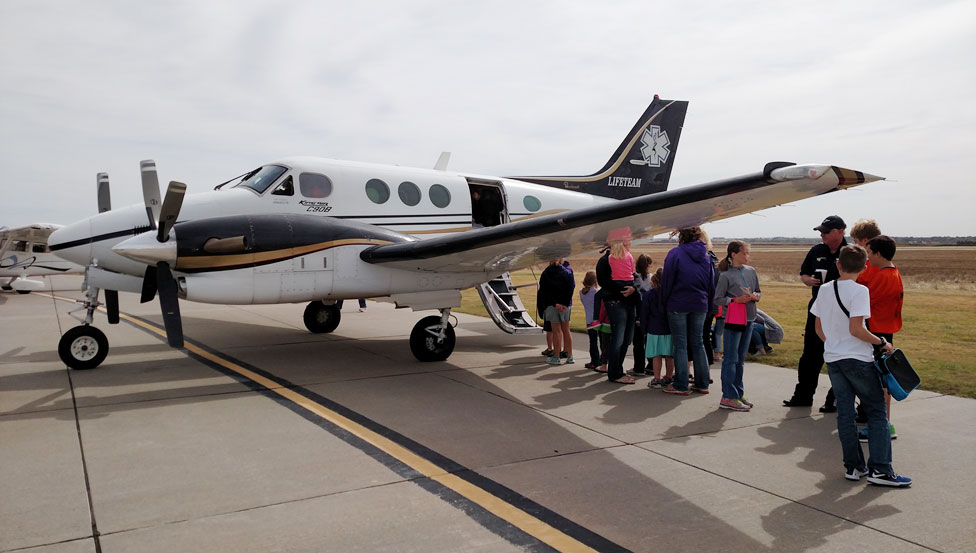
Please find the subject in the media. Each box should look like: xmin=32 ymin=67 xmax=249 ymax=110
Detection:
xmin=648 ymin=378 xmax=664 ymax=389
xmin=889 ymin=423 xmax=897 ymax=440
xmin=690 ymin=386 xmax=710 ymax=394
xmin=565 ymin=356 xmax=575 ymax=364
xmin=739 ymin=397 xmax=754 ymax=408
xmin=719 ymin=398 xmax=750 ymax=411
xmin=359 ymin=307 xmax=367 ymax=312
xmin=584 ymin=362 xmax=598 ymax=370
xmin=626 ymin=369 xmax=648 ymax=377
xmin=662 ymin=377 xmax=673 ymax=386
xmin=845 ymin=467 xmax=869 ymax=481
xmin=866 ymin=470 xmax=912 ymax=487
xmin=560 ymin=351 xmax=568 ymax=359
xmin=819 ymin=403 xmax=837 ymax=413
xmin=541 ymin=348 xmax=553 ymax=357
xmin=546 ymin=356 xmax=561 ymax=365
xmin=662 ymin=385 xmax=691 ymax=396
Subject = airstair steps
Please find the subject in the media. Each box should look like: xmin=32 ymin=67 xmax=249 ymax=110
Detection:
xmin=476 ymin=273 xmax=542 ymax=335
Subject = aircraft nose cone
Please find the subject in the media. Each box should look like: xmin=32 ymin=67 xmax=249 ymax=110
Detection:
xmin=113 ymin=232 xmax=177 ymax=266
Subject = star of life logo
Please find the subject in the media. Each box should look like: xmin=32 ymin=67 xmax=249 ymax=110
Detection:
xmin=639 ymin=125 xmax=670 ymax=167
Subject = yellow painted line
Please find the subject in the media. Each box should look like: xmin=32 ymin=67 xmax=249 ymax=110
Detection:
xmin=44 ymin=293 xmax=600 ymax=552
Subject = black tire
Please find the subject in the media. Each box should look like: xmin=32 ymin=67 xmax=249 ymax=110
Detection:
xmin=409 ymin=315 xmax=456 ymax=362
xmin=58 ymin=326 xmax=109 ymax=370
xmin=303 ymin=301 xmax=341 ymax=333
xmin=1 ymin=285 xmax=13 ymax=290
xmin=16 ymin=290 xmax=31 ymax=294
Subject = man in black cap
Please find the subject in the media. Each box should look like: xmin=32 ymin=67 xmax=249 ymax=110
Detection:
xmin=784 ymin=215 xmax=848 ymax=407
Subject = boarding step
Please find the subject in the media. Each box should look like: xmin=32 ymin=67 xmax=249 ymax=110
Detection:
xmin=476 ymin=273 xmax=542 ymax=335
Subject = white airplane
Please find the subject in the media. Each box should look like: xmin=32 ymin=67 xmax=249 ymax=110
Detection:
xmin=48 ymin=95 xmax=882 ymax=370
xmin=1 ymin=223 xmax=86 ymax=293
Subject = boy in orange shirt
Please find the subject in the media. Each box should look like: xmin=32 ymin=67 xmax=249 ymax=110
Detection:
xmin=857 ymin=235 xmax=903 ymax=440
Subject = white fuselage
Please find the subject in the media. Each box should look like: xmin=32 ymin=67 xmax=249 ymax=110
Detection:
xmin=50 ymin=156 xmax=612 ymax=305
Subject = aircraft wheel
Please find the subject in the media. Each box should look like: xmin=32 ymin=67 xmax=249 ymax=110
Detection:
xmin=409 ymin=315 xmax=456 ymax=362
xmin=58 ymin=325 xmax=109 ymax=370
xmin=16 ymin=290 xmax=31 ymax=294
xmin=1 ymin=285 xmax=12 ymax=290
xmin=303 ymin=301 xmax=341 ymax=333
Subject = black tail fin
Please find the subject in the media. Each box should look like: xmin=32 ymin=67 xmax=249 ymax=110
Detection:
xmin=510 ymin=95 xmax=688 ymax=200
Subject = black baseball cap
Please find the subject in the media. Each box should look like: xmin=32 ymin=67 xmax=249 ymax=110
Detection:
xmin=814 ymin=215 xmax=846 ymax=233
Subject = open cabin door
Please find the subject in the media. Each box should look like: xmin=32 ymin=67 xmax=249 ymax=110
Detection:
xmin=464 ymin=178 xmax=541 ymax=334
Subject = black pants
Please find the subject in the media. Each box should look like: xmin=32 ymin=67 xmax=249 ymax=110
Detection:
xmin=792 ymin=309 xmax=824 ymax=402
xmin=703 ymin=314 xmax=716 ymax=365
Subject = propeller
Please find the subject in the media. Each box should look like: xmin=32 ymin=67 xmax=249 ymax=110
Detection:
xmin=96 ymin=172 xmax=120 ymax=324
xmin=136 ymin=160 xmax=186 ymax=348
xmin=97 ymin=172 xmax=111 ymax=213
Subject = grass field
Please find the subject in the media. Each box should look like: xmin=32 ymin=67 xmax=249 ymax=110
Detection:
xmin=457 ymin=245 xmax=976 ymax=399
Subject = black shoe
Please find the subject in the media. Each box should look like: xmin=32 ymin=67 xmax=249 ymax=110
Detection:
xmin=783 ymin=398 xmax=813 ymax=407
xmin=819 ymin=404 xmax=837 ymax=413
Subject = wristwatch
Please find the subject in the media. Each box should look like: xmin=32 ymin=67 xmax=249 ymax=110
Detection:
xmin=878 ymin=337 xmax=888 ymax=348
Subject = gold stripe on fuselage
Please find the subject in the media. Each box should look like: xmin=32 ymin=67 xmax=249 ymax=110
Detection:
xmin=176 ymin=238 xmax=391 ymax=270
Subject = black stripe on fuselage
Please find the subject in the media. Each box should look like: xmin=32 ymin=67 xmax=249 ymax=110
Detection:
xmin=48 ymin=226 xmax=153 ymax=252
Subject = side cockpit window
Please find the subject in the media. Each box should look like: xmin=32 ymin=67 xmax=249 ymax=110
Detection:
xmin=236 ymin=165 xmax=288 ymax=194
xmin=32 ymin=243 xmax=49 ymax=253
xmin=300 ymin=173 xmax=333 ymax=198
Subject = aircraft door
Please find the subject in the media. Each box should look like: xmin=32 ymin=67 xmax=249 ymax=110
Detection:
xmin=467 ymin=179 xmax=508 ymax=229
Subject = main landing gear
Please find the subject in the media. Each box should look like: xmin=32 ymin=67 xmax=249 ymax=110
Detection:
xmin=59 ymin=283 xmax=109 ymax=370
xmin=409 ymin=309 xmax=456 ymax=362
xmin=303 ymin=300 xmax=341 ymax=333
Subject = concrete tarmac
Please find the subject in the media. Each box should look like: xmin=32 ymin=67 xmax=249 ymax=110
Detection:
xmin=1 ymin=276 xmax=974 ymax=552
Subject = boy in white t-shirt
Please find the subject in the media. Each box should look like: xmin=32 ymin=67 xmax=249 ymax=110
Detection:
xmin=811 ymin=245 xmax=911 ymax=488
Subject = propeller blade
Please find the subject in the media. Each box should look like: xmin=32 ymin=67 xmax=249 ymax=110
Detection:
xmin=140 ymin=265 xmax=157 ymax=303
xmin=156 ymin=262 xmax=184 ymax=348
xmin=156 ymin=181 xmax=187 ymax=243
xmin=140 ymin=160 xmax=162 ymax=229
xmin=97 ymin=173 xmax=111 ymax=213
xmin=104 ymin=289 xmax=120 ymax=324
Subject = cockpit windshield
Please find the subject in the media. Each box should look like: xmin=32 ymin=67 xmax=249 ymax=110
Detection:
xmin=234 ymin=165 xmax=288 ymax=194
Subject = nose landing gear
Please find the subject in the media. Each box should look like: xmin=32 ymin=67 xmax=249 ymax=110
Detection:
xmin=59 ymin=283 xmax=109 ymax=370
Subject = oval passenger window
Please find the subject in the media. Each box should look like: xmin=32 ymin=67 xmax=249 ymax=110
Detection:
xmin=365 ymin=179 xmax=391 ymax=204
xmin=429 ymin=184 xmax=451 ymax=208
xmin=398 ymin=181 xmax=422 ymax=206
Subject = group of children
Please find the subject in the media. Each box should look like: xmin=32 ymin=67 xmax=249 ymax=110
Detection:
xmin=570 ymin=218 xmax=910 ymax=487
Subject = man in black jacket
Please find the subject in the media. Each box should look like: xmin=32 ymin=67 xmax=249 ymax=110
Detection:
xmin=784 ymin=215 xmax=849 ymax=407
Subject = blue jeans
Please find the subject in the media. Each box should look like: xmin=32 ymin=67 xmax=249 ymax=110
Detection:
xmin=827 ymin=358 xmax=892 ymax=474
xmin=720 ymin=322 xmax=752 ymax=399
xmin=667 ymin=311 xmax=709 ymax=392
xmin=605 ymin=299 xmax=635 ymax=380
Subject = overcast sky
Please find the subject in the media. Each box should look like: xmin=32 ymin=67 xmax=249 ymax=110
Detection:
xmin=2 ymin=0 xmax=974 ymax=238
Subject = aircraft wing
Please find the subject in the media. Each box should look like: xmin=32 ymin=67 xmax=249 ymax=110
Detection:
xmin=361 ymin=163 xmax=880 ymax=275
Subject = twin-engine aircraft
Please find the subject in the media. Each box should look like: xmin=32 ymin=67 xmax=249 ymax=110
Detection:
xmin=48 ymin=95 xmax=882 ymax=370
xmin=1 ymin=224 xmax=85 ymax=292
